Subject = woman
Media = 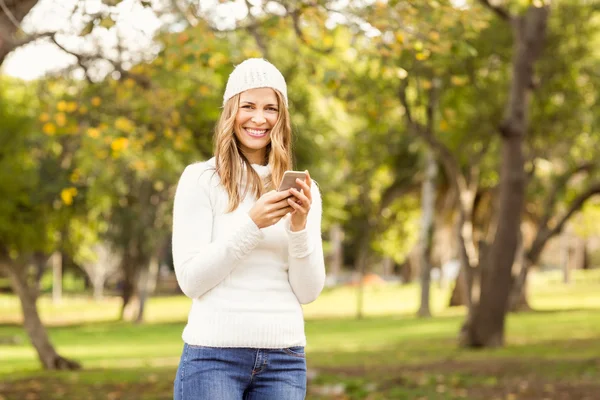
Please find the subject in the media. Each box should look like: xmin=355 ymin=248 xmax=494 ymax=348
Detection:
xmin=172 ymin=58 xmax=326 ymax=400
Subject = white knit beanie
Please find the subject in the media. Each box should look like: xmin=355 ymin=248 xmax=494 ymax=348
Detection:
xmin=223 ymin=58 xmax=288 ymax=107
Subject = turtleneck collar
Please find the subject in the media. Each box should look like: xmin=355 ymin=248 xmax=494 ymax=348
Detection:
xmin=250 ymin=162 xmax=271 ymax=179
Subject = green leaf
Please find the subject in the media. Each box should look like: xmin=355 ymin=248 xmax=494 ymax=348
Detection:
xmin=80 ymin=21 xmax=95 ymax=36
xmin=99 ymin=17 xmax=116 ymax=29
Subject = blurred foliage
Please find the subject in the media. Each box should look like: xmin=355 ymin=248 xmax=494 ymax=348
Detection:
xmin=0 ymin=0 xmax=599 ymax=273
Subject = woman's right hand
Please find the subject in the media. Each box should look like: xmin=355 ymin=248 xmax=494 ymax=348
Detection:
xmin=249 ymin=190 xmax=294 ymax=229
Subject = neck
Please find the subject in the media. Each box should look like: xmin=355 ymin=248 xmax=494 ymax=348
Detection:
xmin=243 ymin=149 xmax=267 ymax=165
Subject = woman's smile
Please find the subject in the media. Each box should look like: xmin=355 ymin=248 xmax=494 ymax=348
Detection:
xmin=244 ymin=127 xmax=269 ymax=138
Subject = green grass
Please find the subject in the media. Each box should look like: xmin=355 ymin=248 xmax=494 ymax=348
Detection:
xmin=1 ymin=269 xmax=600 ymax=399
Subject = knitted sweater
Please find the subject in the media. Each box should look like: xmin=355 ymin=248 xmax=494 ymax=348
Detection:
xmin=171 ymin=157 xmax=326 ymax=348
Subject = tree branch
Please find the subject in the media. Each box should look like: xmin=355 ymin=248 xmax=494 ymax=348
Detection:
xmin=537 ymin=162 xmax=596 ymax=231
xmin=398 ymin=80 xmax=466 ymax=193
xmin=380 ymin=176 xmax=419 ymax=211
xmin=478 ymin=0 xmax=511 ymax=21
xmin=50 ymin=35 xmax=151 ymax=89
xmin=549 ymin=182 xmax=600 ymax=237
xmin=283 ymin=2 xmax=333 ymax=54
xmin=528 ymin=181 xmax=600 ymax=261
xmin=244 ymin=0 xmax=270 ymax=58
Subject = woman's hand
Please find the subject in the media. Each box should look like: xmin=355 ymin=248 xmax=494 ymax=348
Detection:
xmin=249 ymin=189 xmax=294 ymax=229
xmin=288 ymin=171 xmax=312 ymax=232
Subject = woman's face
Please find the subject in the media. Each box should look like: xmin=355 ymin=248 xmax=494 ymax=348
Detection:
xmin=234 ymin=88 xmax=279 ymax=164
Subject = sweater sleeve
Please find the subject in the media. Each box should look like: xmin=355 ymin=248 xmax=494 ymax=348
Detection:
xmin=284 ymin=181 xmax=326 ymax=304
xmin=172 ymin=163 xmax=264 ymax=299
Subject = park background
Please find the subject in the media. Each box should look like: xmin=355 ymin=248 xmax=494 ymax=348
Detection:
xmin=1 ymin=0 xmax=600 ymax=399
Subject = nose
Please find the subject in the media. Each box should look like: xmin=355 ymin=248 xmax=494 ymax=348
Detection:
xmin=251 ymin=110 xmax=266 ymax=125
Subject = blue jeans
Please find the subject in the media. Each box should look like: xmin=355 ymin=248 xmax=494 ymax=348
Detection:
xmin=174 ymin=343 xmax=307 ymax=400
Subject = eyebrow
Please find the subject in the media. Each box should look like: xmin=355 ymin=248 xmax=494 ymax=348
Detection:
xmin=240 ymin=101 xmax=278 ymax=107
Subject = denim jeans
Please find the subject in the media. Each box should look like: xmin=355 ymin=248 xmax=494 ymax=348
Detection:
xmin=174 ymin=343 xmax=307 ymax=400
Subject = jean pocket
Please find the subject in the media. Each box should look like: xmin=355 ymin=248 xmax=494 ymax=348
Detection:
xmin=282 ymin=346 xmax=305 ymax=358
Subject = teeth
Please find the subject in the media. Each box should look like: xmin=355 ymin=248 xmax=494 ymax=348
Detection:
xmin=246 ymin=128 xmax=267 ymax=136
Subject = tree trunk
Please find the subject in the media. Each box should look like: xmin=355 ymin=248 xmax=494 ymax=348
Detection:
xmin=418 ymin=150 xmax=437 ymax=318
xmin=329 ymin=223 xmax=344 ymax=282
xmin=354 ymin=220 xmax=371 ymax=320
xmin=449 ymin=199 xmax=478 ymax=309
xmin=0 ymin=0 xmax=40 ymax=66
xmin=449 ymin=267 xmax=470 ymax=306
xmin=52 ymin=251 xmax=62 ymax=304
xmin=508 ymin=228 xmax=532 ymax=312
xmin=2 ymin=260 xmax=80 ymax=370
xmin=508 ymin=260 xmax=532 ymax=312
xmin=461 ymin=5 xmax=550 ymax=348
xmin=135 ymin=254 xmax=159 ymax=324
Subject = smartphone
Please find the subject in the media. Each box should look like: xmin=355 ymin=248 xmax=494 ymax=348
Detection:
xmin=277 ymin=170 xmax=308 ymax=192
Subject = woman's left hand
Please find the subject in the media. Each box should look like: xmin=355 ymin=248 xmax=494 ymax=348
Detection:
xmin=288 ymin=171 xmax=312 ymax=232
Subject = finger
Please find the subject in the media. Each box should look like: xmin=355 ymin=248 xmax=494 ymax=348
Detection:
xmin=305 ymin=170 xmax=312 ymax=188
xmin=287 ymin=197 xmax=309 ymax=214
xmin=271 ymin=205 xmax=294 ymax=218
xmin=272 ymin=198 xmax=293 ymax=210
xmin=295 ymin=178 xmax=312 ymax=202
xmin=271 ymin=188 xmax=293 ymax=202
xmin=290 ymin=188 xmax=310 ymax=206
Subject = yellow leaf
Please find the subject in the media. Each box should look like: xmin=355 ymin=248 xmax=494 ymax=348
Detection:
xmin=66 ymin=102 xmax=78 ymax=113
xmin=115 ymin=117 xmax=135 ymax=133
xmin=133 ymin=160 xmax=147 ymax=171
xmin=171 ymin=111 xmax=180 ymax=125
xmin=415 ymin=52 xmax=429 ymax=61
xmin=124 ymin=79 xmax=135 ymax=88
xmin=395 ymin=32 xmax=404 ymax=44
xmin=55 ymin=112 xmax=67 ymax=127
xmin=421 ymin=80 xmax=432 ymax=89
xmin=199 ymin=86 xmax=210 ymax=95
xmin=96 ymin=149 xmax=108 ymax=159
xmin=91 ymin=97 xmax=102 ymax=107
xmin=87 ymin=128 xmax=101 ymax=138
xmin=428 ymin=31 xmax=440 ymax=41
xmin=43 ymin=123 xmax=56 ymax=136
xmin=144 ymin=132 xmax=156 ymax=142
xmin=439 ymin=119 xmax=449 ymax=131
xmin=451 ymin=75 xmax=468 ymax=86
xmin=70 ymin=170 xmax=81 ymax=183
xmin=165 ymin=128 xmax=174 ymax=138
xmin=57 ymin=101 xmax=67 ymax=111
xmin=39 ymin=113 xmax=50 ymax=122
xmin=79 ymin=105 xmax=88 ymax=114
xmin=111 ymin=137 xmax=129 ymax=152
xmin=60 ymin=187 xmax=78 ymax=206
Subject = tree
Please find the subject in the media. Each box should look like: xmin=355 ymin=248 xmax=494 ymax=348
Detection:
xmin=460 ymin=0 xmax=550 ymax=347
xmin=0 ymin=77 xmax=80 ymax=369
xmin=0 ymin=0 xmax=45 ymax=66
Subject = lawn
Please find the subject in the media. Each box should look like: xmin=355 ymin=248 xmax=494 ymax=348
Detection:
xmin=1 ymin=269 xmax=599 ymax=399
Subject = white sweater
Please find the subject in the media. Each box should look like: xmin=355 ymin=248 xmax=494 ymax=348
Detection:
xmin=171 ymin=157 xmax=326 ymax=348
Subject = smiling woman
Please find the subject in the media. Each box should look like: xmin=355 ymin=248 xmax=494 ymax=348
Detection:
xmin=170 ymin=58 xmax=326 ymax=400
xmin=234 ymin=88 xmax=280 ymax=165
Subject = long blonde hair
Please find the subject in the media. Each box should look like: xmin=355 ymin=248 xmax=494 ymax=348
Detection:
xmin=213 ymin=90 xmax=292 ymax=212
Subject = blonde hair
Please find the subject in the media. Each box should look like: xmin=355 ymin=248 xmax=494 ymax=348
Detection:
xmin=213 ymin=90 xmax=292 ymax=212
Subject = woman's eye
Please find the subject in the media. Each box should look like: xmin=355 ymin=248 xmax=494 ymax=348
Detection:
xmin=267 ymin=107 xmax=278 ymax=112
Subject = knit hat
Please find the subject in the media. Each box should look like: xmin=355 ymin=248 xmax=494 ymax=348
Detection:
xmin=223 ymin=58 xmax=288 ymax=107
